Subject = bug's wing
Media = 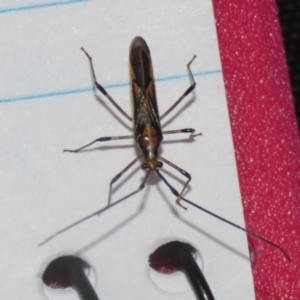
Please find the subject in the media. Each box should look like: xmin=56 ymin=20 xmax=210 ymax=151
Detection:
xmin=130 ymin=36 xmax=161 ymax=137
xmin=133 ymin=85 xmax=162 ymax=136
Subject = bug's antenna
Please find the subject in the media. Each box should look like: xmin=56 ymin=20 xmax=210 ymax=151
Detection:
xmin=181 ymin=197 xmax=291 ymax=261
xmin=38 ymin=172 xmax=150 ymax=246
xmin=156 ymin=170 xmax=291 ymax=261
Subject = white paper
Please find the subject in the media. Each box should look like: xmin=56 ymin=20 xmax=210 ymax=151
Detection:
xmin=0 ymin=1 xmax=255 ymax=299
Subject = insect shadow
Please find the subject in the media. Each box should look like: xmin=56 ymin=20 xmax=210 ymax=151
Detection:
xmin=69 ymin=182 xmax=249 ymax=262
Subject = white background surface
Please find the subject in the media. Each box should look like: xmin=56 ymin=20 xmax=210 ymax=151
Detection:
xmin=0 ymin=0 xmax=255 ymax=299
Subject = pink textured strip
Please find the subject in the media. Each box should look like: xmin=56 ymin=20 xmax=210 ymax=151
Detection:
xmin=212 ymin=0 xmax=300 ymax=299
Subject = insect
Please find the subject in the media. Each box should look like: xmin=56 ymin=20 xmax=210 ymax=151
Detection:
xmin=64 ymin=36 xmax=201 ymax=209
xmin=39 ymin=38 xmax=290 ymax=263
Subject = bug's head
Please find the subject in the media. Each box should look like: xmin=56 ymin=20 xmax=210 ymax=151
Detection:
xmin=142 ymin=159 xmax=163 ymax=171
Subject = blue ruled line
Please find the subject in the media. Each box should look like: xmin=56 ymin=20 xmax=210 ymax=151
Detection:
xmin=0 ymin=0 xmax=88 ymax=14
xmin=0 ymin=69 xmax=222 ymax=104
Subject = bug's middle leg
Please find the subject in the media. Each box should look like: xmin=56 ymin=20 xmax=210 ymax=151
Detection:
xmin=162 ymin=128 xmax=202 ymax=138
xmin=64 ymin=134 xmax=134 ymax=153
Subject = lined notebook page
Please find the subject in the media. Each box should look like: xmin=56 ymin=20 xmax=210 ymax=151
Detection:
xmin=0 ymin=1 xmax=255 ymax=299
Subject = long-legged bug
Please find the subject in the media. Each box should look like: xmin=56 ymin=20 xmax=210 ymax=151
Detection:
xmin=39 ymin=37 xmax=290 ymax=262
xmin=64 ymin=36 xmax=201 ymax=209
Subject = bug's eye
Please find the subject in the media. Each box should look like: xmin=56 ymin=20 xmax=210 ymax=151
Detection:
xmin=157 ymin=161 xmax=163 ymax=168
xmin=142 ymin=163 xmax=148 ymax=170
